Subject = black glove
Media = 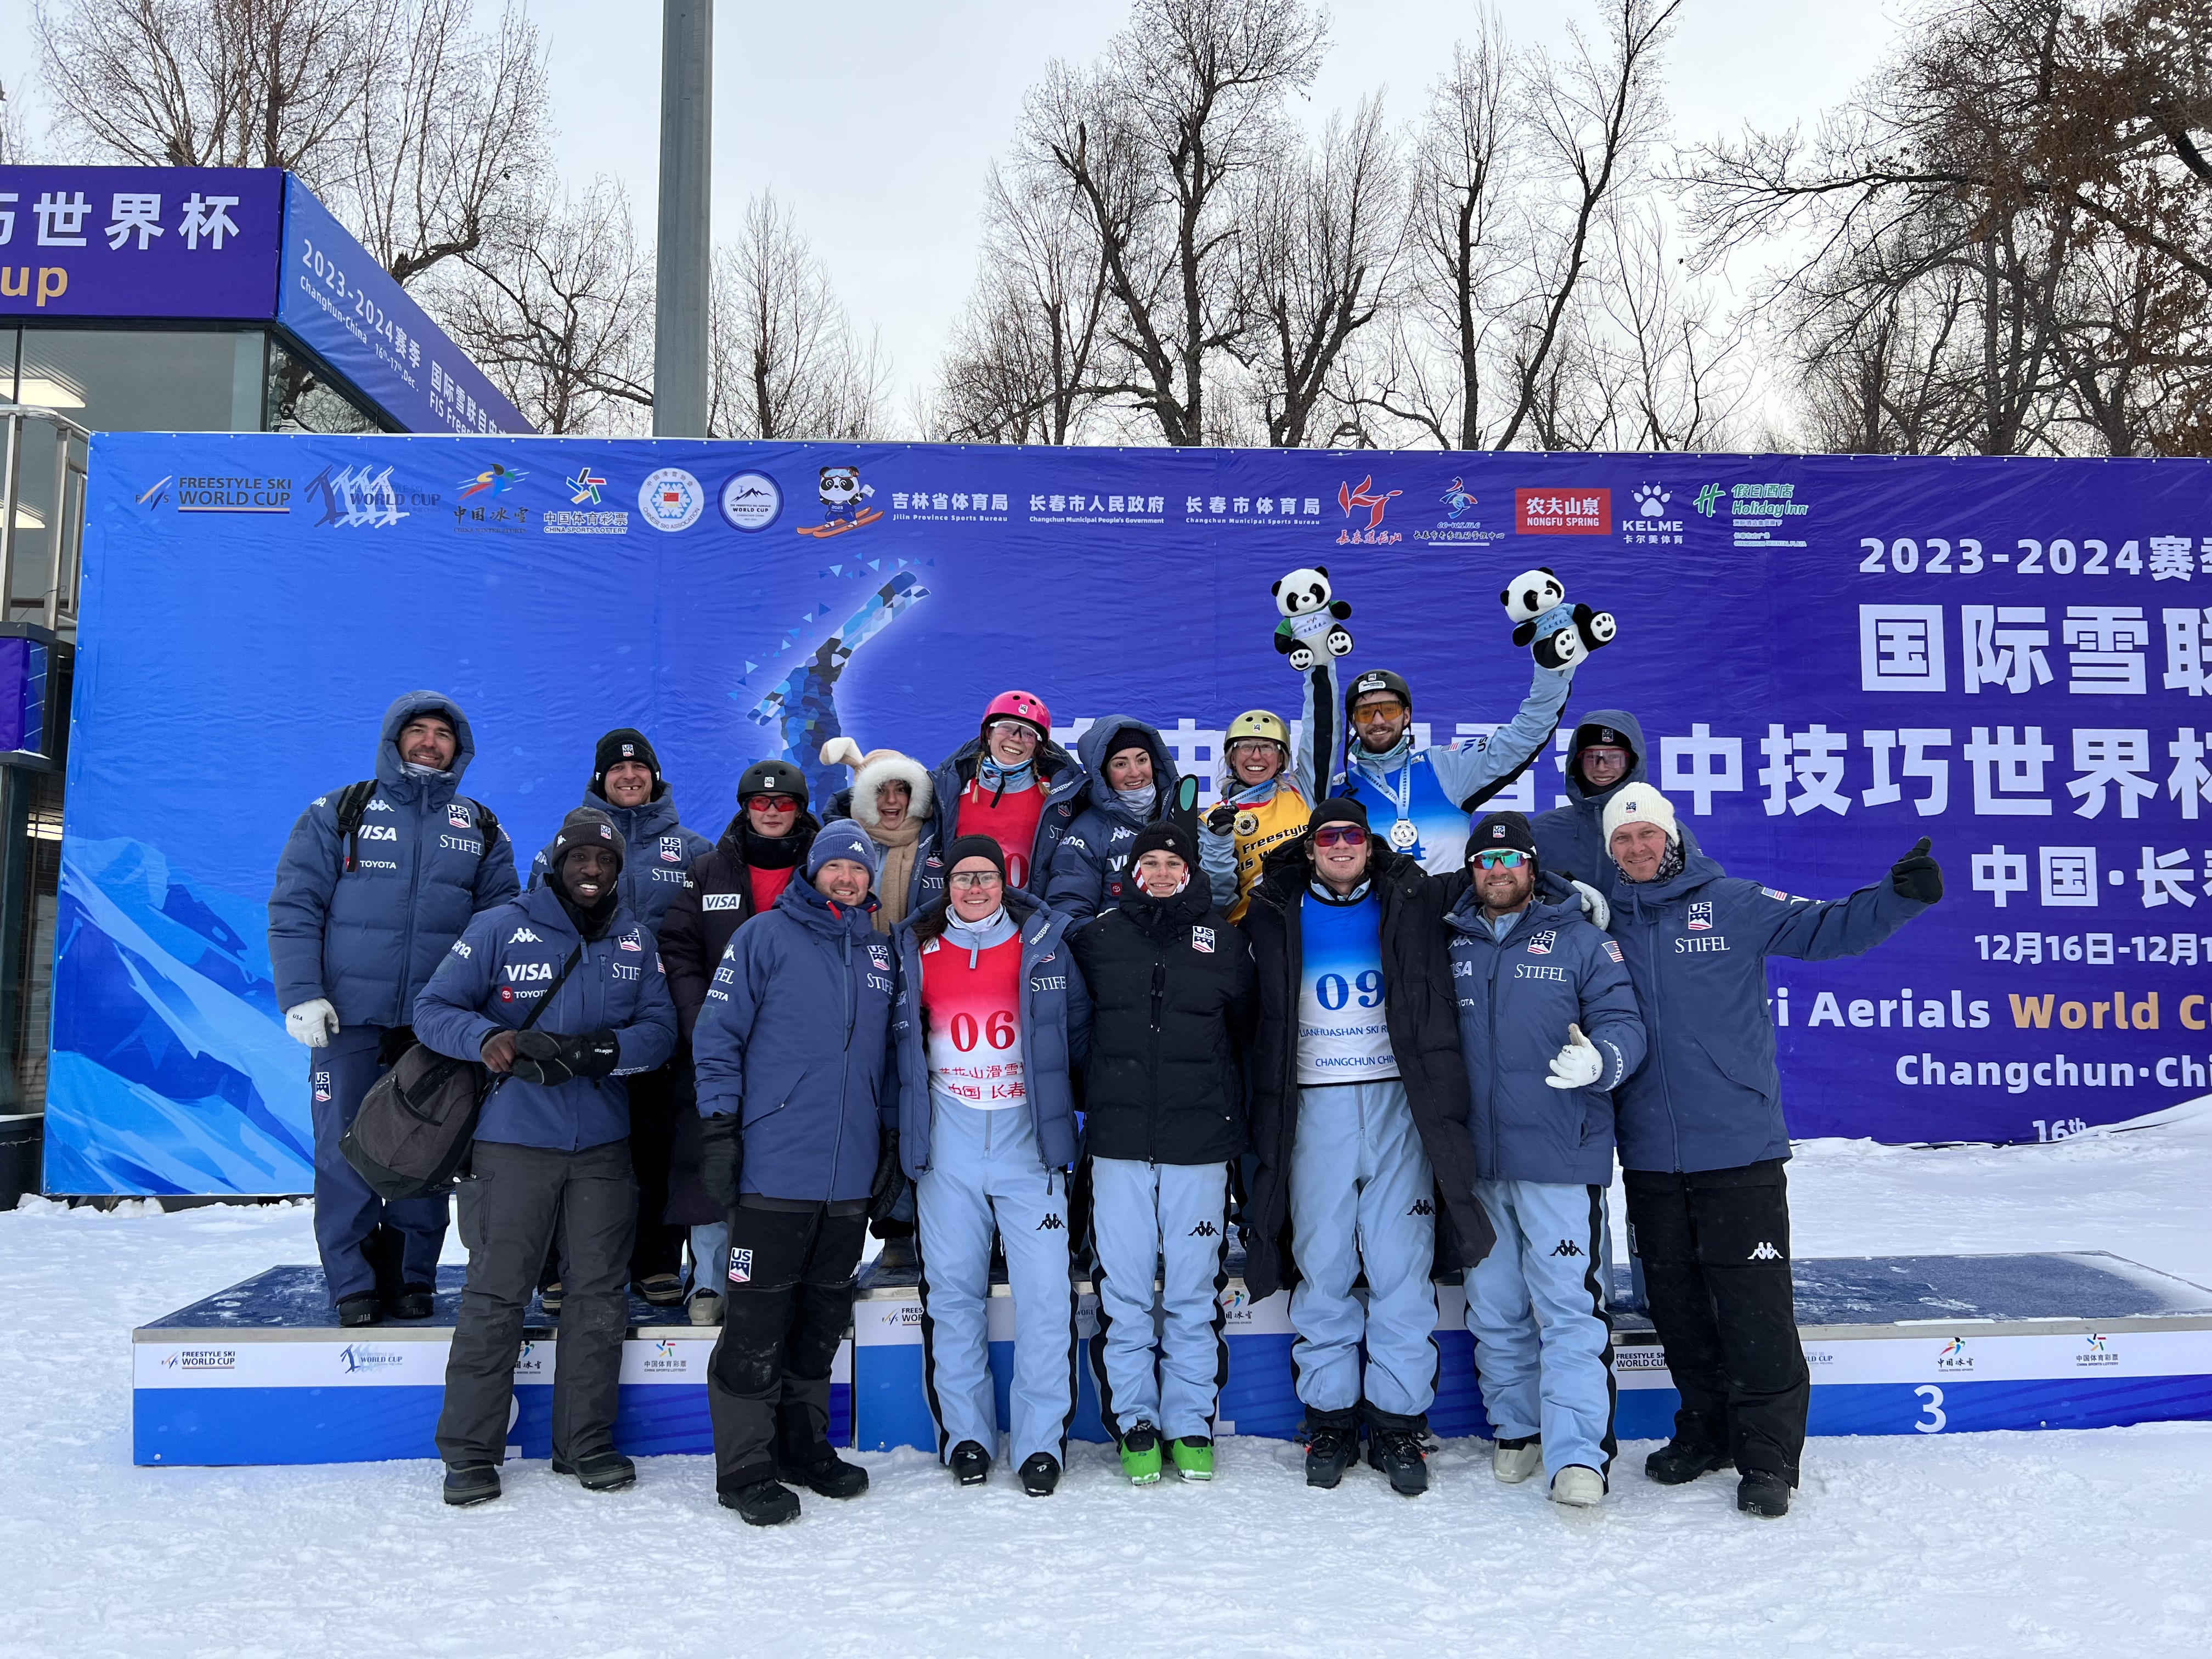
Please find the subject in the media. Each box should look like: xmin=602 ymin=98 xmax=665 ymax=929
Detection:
xmin=560 ymin=1028 xmax=620 ymax=1079
xmin=699 ymin=1112 xmax=742 ymax=1212
xmin=868 ymin=1129 xmax=908 ymax=1223
xmin=1205 ymin=800 xmax=1238 ymax=836
xmin=508 ymin=1028 xmax=573 ymax=1086
xmin=1891 ymin=836 xmax=1943 ymax=904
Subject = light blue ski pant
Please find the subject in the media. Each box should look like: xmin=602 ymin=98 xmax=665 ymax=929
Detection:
xmin=1466 ymin=1178 xmax=1617 ymax=1479
xmin=1288 ymin=1080 xmax=1438 ymax=1418
xmin=916 ymin=1096 xmax=1074 ymax=1468
xmin=1089 ymin=1158 xmax=1230 ymax=1442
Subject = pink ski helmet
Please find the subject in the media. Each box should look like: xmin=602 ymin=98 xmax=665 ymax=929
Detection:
xmin=981 ymin=689 xmax=1052 ymax=742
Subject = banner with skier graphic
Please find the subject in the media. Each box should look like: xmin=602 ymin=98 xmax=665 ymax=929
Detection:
xmin=49 ymin=432 xmax=2212 ymax=1192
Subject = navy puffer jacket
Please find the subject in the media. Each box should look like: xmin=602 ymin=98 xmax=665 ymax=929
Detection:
xmin=528 ymin=787 xmax=712 ymax=938
xmin=690 ymin=871 xmax=899 ymax=1203
xmin=268 ymin=691 xmax=519 ymax=1026
xmin=1043 ymin=716 xmax=1183 ymax=924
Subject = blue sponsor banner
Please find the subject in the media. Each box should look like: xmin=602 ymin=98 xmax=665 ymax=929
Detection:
xmin=0 ymin=165 xmax=282 ymax=318
xmin=273 ymin=177 xmax=528 ymax=437
xmin=51 ymin=435 xmax=2212 ymax=1193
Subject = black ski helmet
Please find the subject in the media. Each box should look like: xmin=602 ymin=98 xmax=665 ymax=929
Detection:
xmin=1345 ymin=668 xmax=1412 ymax=715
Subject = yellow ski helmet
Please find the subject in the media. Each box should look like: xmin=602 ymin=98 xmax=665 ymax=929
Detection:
xmin=1227 ymin=709 xmax=1290 ymax=750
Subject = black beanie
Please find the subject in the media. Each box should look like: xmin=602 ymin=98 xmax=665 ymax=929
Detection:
xmin=738 ymin=758 xmax=810 ymax=806
xmin=592 ymin=728 xmax=661 ymax=795
xmin=550 ymin=806 xmax=625 ymax=876
xmin=1129 ymin=820 xmax=1197 ymax=868
xmin=1107 ymin=726 xmax=1151 ymax=763
xmin=1307 ymin=797 xmax=1370 ymax=834
xmin=1468 ymin=810 xmax=1538 ymax=866
xmin=941 ymin=833 xmax=1009 ymax=885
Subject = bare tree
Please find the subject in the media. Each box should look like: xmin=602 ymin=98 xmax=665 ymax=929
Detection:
xmin=708 ymin=191 xmax=888 ymax=442
xmin=1237 ymin=95 xmax=1403 ymax=447
xmin=934 ymin=162 xmax=1109 ymax=444
xmin=1592 ymin=204 xmax=1749 ymax=449
xmin=437 ymin=177 xmax=652 ymax=435
xmin=0 ymin=80 xmax=33 ymax=165
xmin=1022 ymin=0 xmax=1329 ymax=445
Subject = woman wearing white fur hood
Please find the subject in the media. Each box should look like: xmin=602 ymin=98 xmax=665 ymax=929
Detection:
xmin=820 ymin=738 xmax=945 ymax=934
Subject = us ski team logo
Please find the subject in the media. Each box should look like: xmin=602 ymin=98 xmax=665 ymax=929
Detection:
xmin=1526 ymin=929 xmax=1556 ymax=956
xmin=449 ymin=809 xmax=471 ymax=829
xmin=661 ymin=837 xmax=685 ymax=862
xmin=1190 ymin=926 xmax=1216 ymax=954
xmin=727 ymin=1248 xmax=754 ymax=1285
xmin=1687 ymin=901 xmax=1713 ymax=932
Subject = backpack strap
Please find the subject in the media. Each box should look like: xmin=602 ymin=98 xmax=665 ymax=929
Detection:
xmin=331 ymin=781 xmax=379 ymax=875
xmin=460 ymin=797 xmax=503 ymax=863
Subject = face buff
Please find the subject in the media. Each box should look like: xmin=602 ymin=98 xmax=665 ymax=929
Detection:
xmin=976 ymin=753 xmax=1035 ymax=799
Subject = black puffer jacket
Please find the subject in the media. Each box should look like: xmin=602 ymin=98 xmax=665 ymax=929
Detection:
xmin=1068 ymin=871 xmax=1256 ymax=1166
xmin=1239 ymin=837 xmax=1493 ymax=1301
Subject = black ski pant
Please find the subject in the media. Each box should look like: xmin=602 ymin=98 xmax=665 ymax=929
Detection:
xmin=1622 ymin=1158 xmax=1809 ymax=1486
xmin=436 ymin=1138 xmax=636 ymax=1468
xmin=706 ymin=1197 xmax=866 ymax=1493
xmin=625 ymin=1065 xmax=688 ymax=1284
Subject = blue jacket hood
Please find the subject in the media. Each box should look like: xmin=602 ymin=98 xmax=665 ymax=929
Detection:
xmin=1561 ymin=708 xmax=1648 ymax=809
xmin=376 ymin=691 xmax=476 ymax=794
xmin=1444 ymin=883 xmax=1585 ymax=941
xmin=775 ymin=866 xmax=881 ymax=939
xmin=1073 ymin=715 xmax=1181 ymax=823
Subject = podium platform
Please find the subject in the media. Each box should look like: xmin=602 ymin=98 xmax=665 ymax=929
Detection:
xmin=133 ymin=1252 xmax=2212 ymax=1467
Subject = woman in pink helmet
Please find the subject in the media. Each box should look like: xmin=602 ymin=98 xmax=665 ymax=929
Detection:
xmin=927 ymin=691 xmax=1087 ymax=893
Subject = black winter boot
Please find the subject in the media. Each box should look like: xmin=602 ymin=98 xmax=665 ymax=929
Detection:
xmin=337 ymin=1294 xmax=381 ymax=1328
xmin=1362 ymin=1405 xmax=1431 ymax=1497
xmin=775 ymin=1402 xmax=868 ymax=1498
xmin=442 ymin=1463 xmax=500 ymax=1506
xmin=552 ymin=1451 xmax=636 ymax=1491
xmin=721 ymin=1479 xmax=800 ymax=1526
xmin=1737 ymin=1471 xmax=1792 ymax=1518
xmin=1646 ymin=1439 xmax=1733 ymax=1486
xmin=1301 ymin=1408 xmax=1359 ymax=1489
xmin=949 ymin=1441 xmax=991 ymax=1486
xmin=388 ymin=1283 xmax=435 ymax=1321
xmin=1018 ymin=1452 xmax=1060 ymax=1496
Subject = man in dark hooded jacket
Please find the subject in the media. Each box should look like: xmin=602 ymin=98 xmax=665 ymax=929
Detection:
xmin=1532 ymin=711 xmax=1703 ymax=897
xmin=414 ymin=806 xmax=677 ymax=1508
xmin=659 ymin=757 xmax=819 ymax=1322
xmin=1045 ymin=716 xmax=1183 ymax=923
xmin=1239 ymin=798 xmax=1492 ymax=1497
xmin=690 ymin=819 xmax=896 ymax=1526
xmin=1601 ymin=783 xmax=1940 ymax=1519
xmin=530 ymin=729 xmax=713 ymax=1307
xmin=268 ymin=691 xmax=518 ymax=1325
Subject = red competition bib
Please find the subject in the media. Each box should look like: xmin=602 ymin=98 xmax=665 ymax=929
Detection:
xmin=920 ymin=933 xmax=1026 ymax=1108
xmin=955 ymin=779 xmax=1046 ymax=890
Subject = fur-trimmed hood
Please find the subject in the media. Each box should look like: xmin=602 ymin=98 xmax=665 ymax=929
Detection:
xmin=820 ymin=737 xmax=935 ymax=828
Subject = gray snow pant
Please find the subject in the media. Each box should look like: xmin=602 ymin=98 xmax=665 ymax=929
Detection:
xmin=435 ymin=1138 xmax=637 ymax=1468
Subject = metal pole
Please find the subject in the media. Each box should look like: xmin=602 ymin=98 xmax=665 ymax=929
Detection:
xmin=0 ymin=413 xmax=21 ymax=622
xmin=44 ymin=430 xmax=70 ymax=630
xmin=653 ymin=0 xmax=714 ymax=437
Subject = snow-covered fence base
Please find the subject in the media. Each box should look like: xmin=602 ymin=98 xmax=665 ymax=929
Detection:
xmin=132 ymin=1253 xmax=2212 ymax=1467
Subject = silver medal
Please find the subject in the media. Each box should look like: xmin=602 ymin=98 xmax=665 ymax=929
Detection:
xmin=1389 ymin=819 xmax=1419 ymax=851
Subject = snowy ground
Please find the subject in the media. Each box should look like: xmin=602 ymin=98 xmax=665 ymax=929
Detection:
xmin=3 ymin=1119 xmax=2210 ymax=1659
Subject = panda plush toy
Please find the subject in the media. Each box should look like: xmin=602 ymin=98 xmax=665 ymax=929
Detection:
xmin=1272 ymin=566 xmax=1355 ymax=670
xmin=1500 ymin=567 xmax=1617 ymax=669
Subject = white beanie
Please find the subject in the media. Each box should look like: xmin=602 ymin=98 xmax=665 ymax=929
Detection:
xmin=1601 ymin=785 xmax=1679 ymax=850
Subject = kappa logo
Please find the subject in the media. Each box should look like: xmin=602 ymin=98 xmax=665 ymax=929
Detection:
xmin=1526 ymin=929 xmax=1557 ymax=956
xmin=1747 ymin=1241 xmax=1783 ymax=1261
xmin=1687 ymin=901 xmax=1713 ymax=932
xmin=1549 ymin=1239 xmax=1584 ymax=1257
xmin=1188 ymin=1220 xmax=1219 ymax=1238
xmin=364 ymin=798 xmax=394 ymax=812
xmin=1190 ymin=925 xmax=1216 ymax=955
xmin=727 ymin=1248 xmax=754 ymax=1285
xmin=1408 ymin=1198 xmax=1434 ymax=1217
xmin=1036 ymin=1213 xmax=1066 ymax=1232
xmin=660 ymin=836 xmax=684 ymax=863
xmin=507 ymin=927 xmax=543 ymax=945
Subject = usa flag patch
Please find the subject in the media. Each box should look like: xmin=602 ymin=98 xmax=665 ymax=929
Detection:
xmin=727 ymin=1248 xmax=754 ymax=1285
xmin=1605 ymin=940 xmax=1624 ymax=964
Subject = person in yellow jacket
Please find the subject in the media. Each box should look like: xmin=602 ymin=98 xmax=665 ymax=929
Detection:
xmin=1200 ymin=663 xmax=1337 ymax=922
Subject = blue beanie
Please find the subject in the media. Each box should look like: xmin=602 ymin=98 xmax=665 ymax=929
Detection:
xmin=806 ymin=817 xmax=882 ymax=880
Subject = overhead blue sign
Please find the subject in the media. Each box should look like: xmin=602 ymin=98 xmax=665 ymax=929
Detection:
xmin=49 ymin=434 xmax=2212 ymax=1194
xmin=0 ymin=165 xmax=528 ymax=437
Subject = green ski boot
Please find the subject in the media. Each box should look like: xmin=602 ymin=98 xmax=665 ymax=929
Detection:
xmin=1119 ymin=1423 xmax=1163 ymax=1486
xmin=1167 ymin=1436 xmax=1215 ymax=1481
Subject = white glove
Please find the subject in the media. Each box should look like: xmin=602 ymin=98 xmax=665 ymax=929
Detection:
xmin=285 ymin=998 xmax=340 ymax=1048
xmin=1545 ymin=1023 xmax=1605 ymax=1090
xmin=1570 ymin=879 xmax=1610 ymax=931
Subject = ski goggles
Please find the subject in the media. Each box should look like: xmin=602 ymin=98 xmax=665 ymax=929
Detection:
xmin=1472 ymin=849 xmax=1531 ymax=870
xmin=985 ymin=720 xmax=1041 ymax=744
xmin=1311 ymin=825 xmax=1368 ymax=849
xmin=949 ymin=870 xmax=1005 ymax=891
xmin=744 ymin=794 xmax=800 ymax=814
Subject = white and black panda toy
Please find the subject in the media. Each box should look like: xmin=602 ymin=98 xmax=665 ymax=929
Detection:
xmin=1500 ymin=566 xmax=1617 ymax=669
xmin=1271 ymin=565 xmax=1356 ymax=670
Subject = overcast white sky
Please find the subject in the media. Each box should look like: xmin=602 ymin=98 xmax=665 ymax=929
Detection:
xmin=0 ymin=0 xmax=1912 ymax=416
